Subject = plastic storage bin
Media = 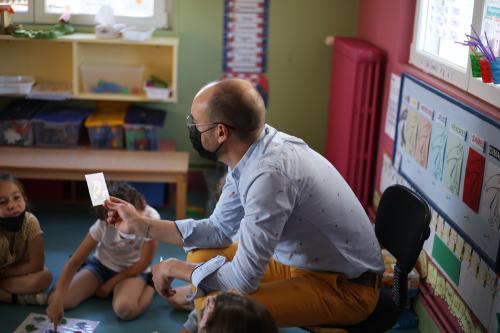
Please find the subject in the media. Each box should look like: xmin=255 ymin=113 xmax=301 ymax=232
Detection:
xmin=144 ymin=85 xmax=170 ymax=100
xmin=80 ymin=64 xmax=144 ymax=95
xmin=33 ymin=107 xmax=93 ymax=147
xmin=129 ymin=182 xmax=166 ymax=208
xmin=124 ymin=106 xmax=166 ymax=151
xmin=85 ymin=109 xmax=126 ymax=149
xmin=0 ymin=100 xmax=45 ymax=146
xmin=0 ymin=76 xmax=35 ymax=95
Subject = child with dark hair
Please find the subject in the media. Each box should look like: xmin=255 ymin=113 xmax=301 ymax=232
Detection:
xmin=0 ymin=173 xmax=53 ymax=305
xmin=47 ymin=182 xmax=160 ymax=328
xmin=196 ymin=292 xmax=278 ymax=333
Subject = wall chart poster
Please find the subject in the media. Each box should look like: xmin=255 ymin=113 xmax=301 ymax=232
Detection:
xmin=394 ymin=73 xmax=500 ymax=271
xmin=222 ymin=0 xmax=270 ymax=105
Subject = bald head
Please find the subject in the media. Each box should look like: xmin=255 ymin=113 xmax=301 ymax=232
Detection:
xmin=193 ymin=78 xmax=266 ymax=143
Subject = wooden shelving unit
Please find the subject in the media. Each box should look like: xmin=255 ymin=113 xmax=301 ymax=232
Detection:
xmin=0 ymin=33 xmax=178 ymax=102
xmin=0 ymin=34 xmax=187 ymax=216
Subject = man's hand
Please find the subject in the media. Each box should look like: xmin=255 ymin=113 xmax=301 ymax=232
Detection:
xmin=104 ymin=196 xmax=145 ymax=236
xmin=152 ymin=258 xmax=197 ymax=299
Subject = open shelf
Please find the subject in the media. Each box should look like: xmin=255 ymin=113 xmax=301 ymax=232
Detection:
xmin=0 ymin=34 xmax=178 ymax=102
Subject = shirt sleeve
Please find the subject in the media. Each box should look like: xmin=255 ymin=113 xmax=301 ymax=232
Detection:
xmin=175 ymin=173 xmax=245 ymax=251
xmin=88 ymin=219 xmax=105 ymax=242
xmin=194 ymin=169 xmax=297 ymax=294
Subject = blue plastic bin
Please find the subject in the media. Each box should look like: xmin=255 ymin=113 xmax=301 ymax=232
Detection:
xmin=124 ymin=106 xmax=166 ymax=151
xmin=34 ymin=107 xmax=93 ymax=147
xmin=129 ymin=182 xmax=166 ymax=208
xmin=0 ymin=100 xmax=45 ymax=146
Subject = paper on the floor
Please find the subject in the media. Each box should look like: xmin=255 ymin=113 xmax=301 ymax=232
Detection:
xmin=13 ymin=313 xmax=99 ymax=333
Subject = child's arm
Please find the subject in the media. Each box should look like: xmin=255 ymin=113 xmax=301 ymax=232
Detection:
xmin=47 ymin=233 xmax=97 ymax=324
xmin=95 ymin=239 xmax=158 ymax=298
xmin=2 ymin=233 xmax=45 ymax=278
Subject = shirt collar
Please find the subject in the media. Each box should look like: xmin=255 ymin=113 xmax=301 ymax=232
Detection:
xmin=229 ymin=125 xmax=269 ymax=180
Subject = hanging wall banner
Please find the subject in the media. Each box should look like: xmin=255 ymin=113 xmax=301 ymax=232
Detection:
xmin=223 ymin=0 xmax=269 ymax=104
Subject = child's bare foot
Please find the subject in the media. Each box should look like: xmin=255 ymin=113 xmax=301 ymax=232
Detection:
xmin=166 ymin=285 xmax=193 ymax=311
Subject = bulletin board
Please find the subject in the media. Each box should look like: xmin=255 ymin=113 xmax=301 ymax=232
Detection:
xmin=395 ymin=74 xmax=500 ymax=272
xmin=394 ymin=73 xmax=500 ymax=271
xmin=392 ymin=74 xmax=500 ymax=330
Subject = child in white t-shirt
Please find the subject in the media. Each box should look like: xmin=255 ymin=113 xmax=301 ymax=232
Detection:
xmin=47 ymin=182 xmax=160 ymax=326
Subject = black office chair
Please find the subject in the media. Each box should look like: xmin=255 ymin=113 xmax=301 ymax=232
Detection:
xmin=305 ymin=185 xmax=431 ymax=333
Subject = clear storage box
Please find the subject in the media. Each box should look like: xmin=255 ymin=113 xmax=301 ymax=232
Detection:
xmin=33 ymin=107 xmax=93 ymax=147
xmin=144 ymin=85 xmax=170 ymax=101
xmin=0 ymin=100 xmax=45 ymax=146
xmin=80 ymin=64 xmax=144 ymax=95
xmin=124 ymin=106 xmax=166 ymax=151
xmin=0 ymin=76 xmax=35 ymax=95
xmin=85 ymin=109 xmax=126 ymax=149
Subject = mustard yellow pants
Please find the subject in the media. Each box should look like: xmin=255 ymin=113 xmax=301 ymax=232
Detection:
xmin=187 ymin=243 xmax=379 ymax=327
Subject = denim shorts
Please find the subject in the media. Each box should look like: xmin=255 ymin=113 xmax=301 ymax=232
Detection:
xmin=82 ymin=256 xmax=153 ymax=286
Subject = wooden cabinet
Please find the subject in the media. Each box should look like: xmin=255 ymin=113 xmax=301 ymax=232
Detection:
xmin=0 ymin=33 xmax=178 ymax=102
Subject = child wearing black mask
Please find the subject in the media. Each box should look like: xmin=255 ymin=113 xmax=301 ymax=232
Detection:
xmin=0 ymin=173 xmax=52 ymax=305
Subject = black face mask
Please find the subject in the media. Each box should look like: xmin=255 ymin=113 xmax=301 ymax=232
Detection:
xmin=0 ymin=211 xmax=26 ymax=232
xmin=188 ymin=125 xmax=223 ymax=161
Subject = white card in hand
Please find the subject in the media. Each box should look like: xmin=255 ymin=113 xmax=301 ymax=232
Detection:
xmin=85 ymin=172 xmax=109 ymax=206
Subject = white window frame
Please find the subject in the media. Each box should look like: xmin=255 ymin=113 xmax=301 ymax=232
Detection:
xmin=13 ymin=0 xmax=169 ymax=28
xmin=10 ymin=0 xmax=34 ymax=23
xmin=410 ymin=0 xmax=500 ymax=107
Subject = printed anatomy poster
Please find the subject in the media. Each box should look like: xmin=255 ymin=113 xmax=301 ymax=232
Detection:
xmin=403 ymin=109 xmax=419 ymax=157
xmin=415 ymin=116 xmax=432 ymax=168
xmin=14 ymin=313 xmax=99 ymax=333
xmin=463 ymin=148 xmax=486 ymax=213
xmin=479 ymin=161 xmax=500 ymax=232
xmin=442 ymin=133 xmax=465 ymax=196
xmin=428 ymin=124 xmax=448 ymax=181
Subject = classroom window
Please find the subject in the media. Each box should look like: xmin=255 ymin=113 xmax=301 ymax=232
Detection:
xmin=0 ymin=0 xmax=28 ymax=12
xmin=1 ymin=0 xmax=33 ymax=22
xmin=410 ymin=0 xmax=500 ymax=107
xmin=5 ymin=0 xmax=169 ymax=28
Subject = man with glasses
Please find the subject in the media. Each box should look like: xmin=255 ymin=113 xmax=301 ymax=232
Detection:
xmin=104 ymin=78 xmax=384 ymax=332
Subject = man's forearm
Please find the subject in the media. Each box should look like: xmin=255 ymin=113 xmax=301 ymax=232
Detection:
xmin=143 ymin=218 xmax=184 ymax=247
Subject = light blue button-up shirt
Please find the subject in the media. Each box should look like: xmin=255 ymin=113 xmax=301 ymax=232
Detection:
xmin=176 ymin=125 xmax=384 ymax=294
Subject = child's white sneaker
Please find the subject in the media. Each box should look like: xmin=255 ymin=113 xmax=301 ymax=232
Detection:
xmin=16 ymin=292 xmax=48 ymax=305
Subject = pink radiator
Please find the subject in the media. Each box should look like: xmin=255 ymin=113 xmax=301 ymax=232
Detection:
xmin=325 ymin=37 xmax=383 ymax=209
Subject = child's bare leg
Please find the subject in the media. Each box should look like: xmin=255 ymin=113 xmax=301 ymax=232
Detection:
xmin=112 ymin=277 xmax=154 ymax=320
xmin=0 ymin=268 xmax=52 ymax=294
xmin=48 ymin=269 xmax=100 ymax=309
xmin=166 ymin=285 xmax=194 ymax=311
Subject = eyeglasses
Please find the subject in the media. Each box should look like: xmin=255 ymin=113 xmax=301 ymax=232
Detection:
xmin=186 ymin=114 xmax=235 ymax=130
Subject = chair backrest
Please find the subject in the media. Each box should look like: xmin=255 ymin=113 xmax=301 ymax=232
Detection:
xmin=303 ymin=185 xmax=431 ymax=333
xmin=375 ymin=185 xmax=431 ymax=308
xmin=375 ymin=185 xmax=431 ymax=272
